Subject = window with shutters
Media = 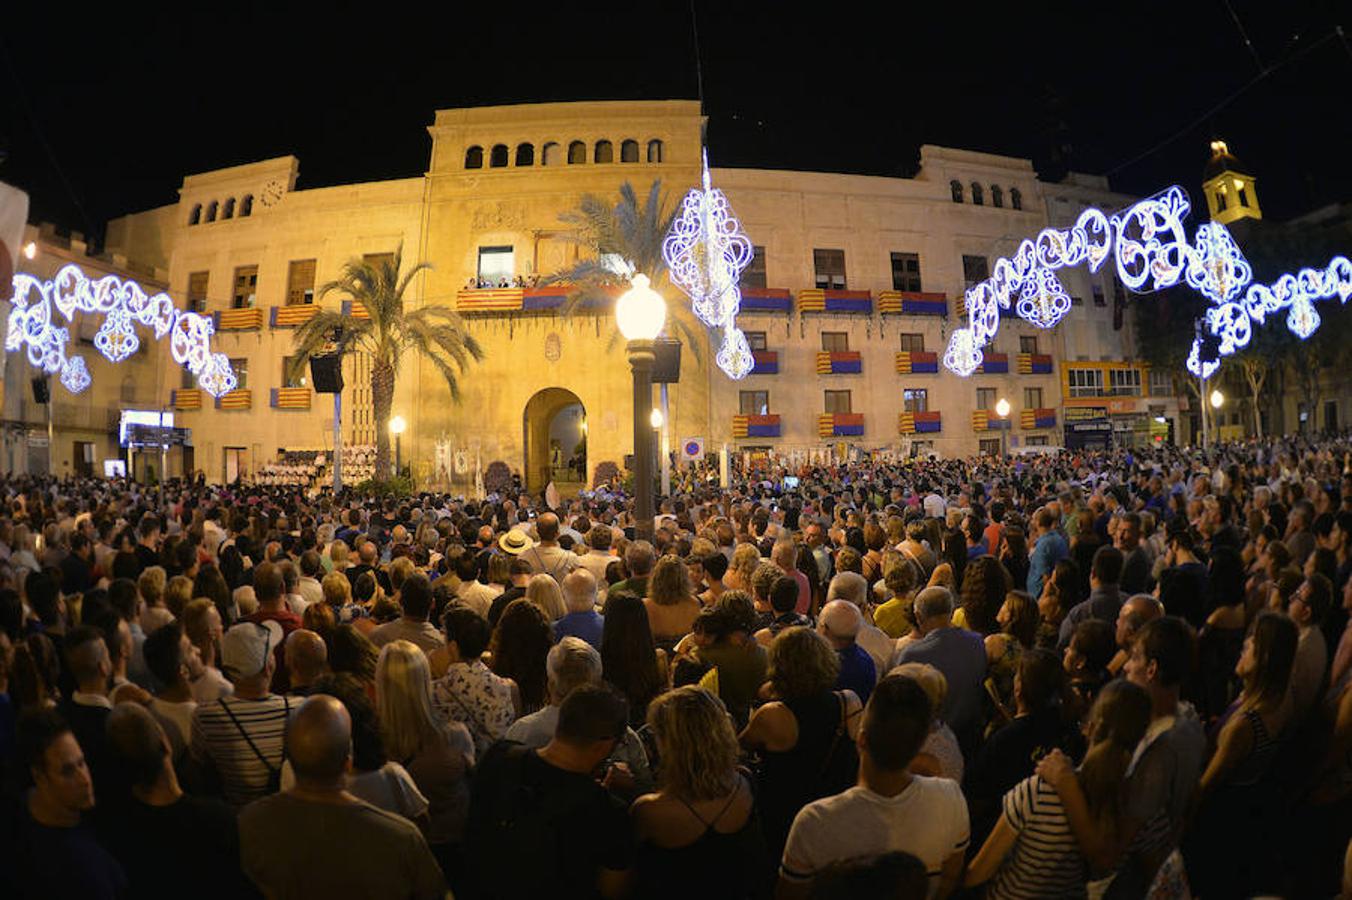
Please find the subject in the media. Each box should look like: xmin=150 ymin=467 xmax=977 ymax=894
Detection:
xmin=739 ymin=391 xmax=769 ymax=415
xmin=187 ymin=272 xmax=209 ymax=313
xmin=813 ymin=249 xmax=846 ymax=289
xmin=821 ymin=332 xmax=849 ymax=353
xmin=232 ymin=265 xmax=258 ymax=308
xmin=741 ymin=246 xmax=767 ymax=289
xmin=962 ymin=255 xmax=988 ymax=287
xmin=1024 ymin=387 xmax=1043 ymax=408
xmin=890 ymin=252 xmax=922 ymax=292
xmin=904 ymin=389 xmax=928 ymax=413
xmin=899 ymin=333 xmax=925 ymax=352
xmin=976 ymin=387 xmax=998 ymax=409
xmin=286 ymin=259 xmax=316 ymax=305
xmin=824 ymin=390 xmax=852 ymax=413
xmin=1019 ymin=335 xmax=1039 ymax=353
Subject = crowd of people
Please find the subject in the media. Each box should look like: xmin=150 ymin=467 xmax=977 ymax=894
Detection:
xmin=1 ymin=435 xmax=1351 ymax=899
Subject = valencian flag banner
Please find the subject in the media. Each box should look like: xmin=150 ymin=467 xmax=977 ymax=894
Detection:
xmin=899 ymin=411 xmax=942 ymax=434
xmin=816 ymin=351 xmax=862 ymax=374
xmin=733 ymin=414 xmax=781 ymax=438
xmin=818 ymin=413 xmax=864 ymax=437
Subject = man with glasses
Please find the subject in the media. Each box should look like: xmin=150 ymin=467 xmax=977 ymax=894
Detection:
xmin=189 ymin=620 xmax=294 ymax=807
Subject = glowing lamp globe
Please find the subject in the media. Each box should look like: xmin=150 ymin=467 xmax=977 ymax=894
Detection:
xmin=649 ymin=408 xmax=664 ymax=429
xmin=615 ymin=274 xmax=666 ymax=342
xmin=389 ymin=414 xmax=407 ymax=435
xmin=1209 ymin=390 xmax=1224 ymax=409
xmin=995 ymin=398 xmax=1011 ymax=418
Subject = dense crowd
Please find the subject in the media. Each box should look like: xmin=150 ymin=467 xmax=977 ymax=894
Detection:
xmin=1 ymin=437 xmax=1351 ymax=899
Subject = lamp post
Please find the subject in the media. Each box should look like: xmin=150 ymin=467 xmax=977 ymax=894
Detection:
xmin=616 ymin=274 xmax=667 ymax=542
xmin=1209 ymin=389 xmax=1224 ymax=447
xmin=995 ymin=397 xmax=1011 ymax=458
xmin=389 ymin=415 xmax=406 ymax=478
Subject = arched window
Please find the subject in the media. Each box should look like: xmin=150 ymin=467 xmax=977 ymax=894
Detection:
xmin=222 ymin=197 xmax=236 ymax=219
xmin=1009 ymin=188 xmax=1022 ymax=211
xmin=541 ymin=142 xmax=560 ymax=166
xmin=950 ymin=180 xmax=963 ymax=203
xmin=568 ymin=141 xmax=587 ymax=164
xmin=464 ymin=145 xmax=484 ymax=169
xmin=621 ymin=139 xmax=639 ymax=162
xmin=990 ymin=185 xmax=1003 ymax=208
xmin=188 ymin=204 xmax=202 ymax=226
xmin=970 ymin=183 xmax=984 ymax=206
xmin=205 ymin=200 xmax=218 ymax=222
xmin=647 ymin=139 xmax=664 ymax=163
xmin=594 ymin=140 xmax=614 ymax=163
xmin=489 ymin=144 xmax=509 ymax=168
xmin=515 ymin=143 xmax=535 ymax=166
xmin=240 ymin=195 xmax=253 ymax=217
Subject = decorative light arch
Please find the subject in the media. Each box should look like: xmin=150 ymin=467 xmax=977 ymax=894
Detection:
xmin=942 ymin=185 xmax=1352 ymax=378
xmin=7 ymin=263 xmax=236 ymax=397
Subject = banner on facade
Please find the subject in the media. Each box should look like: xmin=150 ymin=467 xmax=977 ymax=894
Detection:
xmin=1064 ymin=406 xmax=1108 ymax=423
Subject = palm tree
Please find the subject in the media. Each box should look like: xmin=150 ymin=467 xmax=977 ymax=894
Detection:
xmin=288 ymin=246 xmax=484 ymax=479
xmin=550 ymin=180 xmax=706 ymax=357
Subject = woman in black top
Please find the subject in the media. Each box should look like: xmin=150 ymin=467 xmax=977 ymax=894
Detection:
xmin=738 ymin=627 xmax=862 ymax=861
xmin=632 ymin=687 xmax=769 ymax=898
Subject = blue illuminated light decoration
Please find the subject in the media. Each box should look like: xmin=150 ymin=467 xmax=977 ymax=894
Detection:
xmin=715 ymin=326 xmax=754 ymax=380
xmin=1015 ymin=267 xmax=1073 ymax=329
xmin=7 ymin=263 xmax=235 ymax=396
xmin=662 ymin=149 xmax=756 ymax=379
xmin=943 ymin=184 xmax=1352 ymax=379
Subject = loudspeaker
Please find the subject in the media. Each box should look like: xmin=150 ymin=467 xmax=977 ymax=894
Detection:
xmin=310 ymin=355 xmax=344 ymax=393
xmin=652 ymin=339 xmax=682 ymax=384
xmin=31 ymin=377 xmax=49 ymax=404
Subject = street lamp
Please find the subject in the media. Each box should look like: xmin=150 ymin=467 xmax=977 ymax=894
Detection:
xmin=995 ymin=397 xmax=1011 ymax=458
xmin=389 ymin=414 xmax=406 ymax=477
xmin=649 ymin=407 xmax=664 ymax=429
xmin=616 ymin=273 xmax=667 ymax=542
xmin=1209 ymin=389 xmax=1224 ymax=409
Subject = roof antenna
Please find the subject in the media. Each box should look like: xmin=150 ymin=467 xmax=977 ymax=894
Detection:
xmin=690 ymin=0 xmax=707 ymax=142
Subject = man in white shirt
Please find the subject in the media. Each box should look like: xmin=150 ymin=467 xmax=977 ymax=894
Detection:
xmin=296 ymin=551 xmax=326 ymax=608
xmin=520 ymin=512 xmax=578 ymax=582
xmin=779 ymin=675 xmax=969 ymax=899
xmin=576 ymin=525 xmax=615 ymax=588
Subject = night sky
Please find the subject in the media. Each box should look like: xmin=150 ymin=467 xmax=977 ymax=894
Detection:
xmin=2 ymin=1 xmax=1349 ymax=245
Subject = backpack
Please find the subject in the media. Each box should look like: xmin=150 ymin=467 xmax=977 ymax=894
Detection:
xmin=473 ymin=743 xmax=581 ymax=899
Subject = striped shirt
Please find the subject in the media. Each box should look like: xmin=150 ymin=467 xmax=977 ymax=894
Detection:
xmin=191 ymin=694 xmax=295 ymax=808
xmin=988 ymin=775 xmax=1086 ymax=899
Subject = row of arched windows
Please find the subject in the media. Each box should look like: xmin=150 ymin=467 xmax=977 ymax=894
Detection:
xmin=950 ymin=180 xmax=1022 ymax=210
xmin=188 ymin=195 xmax=254 ymax=226
xmin=465 ymin=138 xmax=664 ymax=169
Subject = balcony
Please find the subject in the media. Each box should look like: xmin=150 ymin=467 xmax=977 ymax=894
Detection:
xmin=750 ymin=350 xmax=779 ymax=375
xmin=818 ymin=413 xmax=864 ymax=437
xmin=972 ymin=409 xmax=1013 ymax=431
xmin=799 ymin=289 xmax=872 ymax=315
xmin=169 ymin=388 xmax=202 ymax=411
xmin=816 ymin=351 xmax=862 ymax=375
xmin=1017 ymin=352 xmax=1054 ymax=375
xmin=1020 ymin=408 xmax=1057 ymax=429
xmin=214 ymin=308 xmax=264 ymax=331
xmin=878 ymin=291 xmax=947 ymax=316
xmin=732 ymin=414 xmax=781 ymax=438
xmin=214 ymin=389 xmax=252 ymax=410
xmin=270 ymin=387 xmax=312 ymax=410
xmin=977 ymin=352 xmax=1009 ymax=374
xmin=270 ymin=304 xmax=321 ymax=328
xmin=895 ymin=351 xmax=938 ymax=374
xmin=898 ymin=411 xmax=942 ymax=434
xmin=739 ymin=288 xmax=793 ymax=314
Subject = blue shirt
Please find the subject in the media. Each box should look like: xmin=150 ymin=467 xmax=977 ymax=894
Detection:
xmin=835 ymin=642 xmax=877 ymax=705
xmin=554 ymin=610 xmax=605 ymax=650
xmin=1027 ymin=531 xmax=1069 ymax=597
xmin=896 ymin=626 xmax=988 ymax=742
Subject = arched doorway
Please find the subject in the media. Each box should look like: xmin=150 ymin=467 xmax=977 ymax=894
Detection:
xmin=522 ymin=388 xmax=586 ymax=494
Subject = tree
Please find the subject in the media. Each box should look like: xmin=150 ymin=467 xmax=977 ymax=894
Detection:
xmin=1131 ymin=284 xmax=1215 ymax=439
xmin=288 ymin=247 xmax=484 ymax=479
xmin=550 ymin=180 xmax=706 ymax=357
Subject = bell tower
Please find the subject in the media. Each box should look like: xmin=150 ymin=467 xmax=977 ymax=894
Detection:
xmin=1202 ymin=140 xmax=1261 ymax=225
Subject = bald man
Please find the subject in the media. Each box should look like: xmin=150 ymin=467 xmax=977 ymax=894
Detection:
xmin=284 ymin=630 xmax=328 ymax=696
xmin=521 ymin=512 xmax=579 ymax=582
xmin=239 ymin=695 xmax=445 ymax=900
xmin=818 ymin=599 xmax=877 ymax=704
xmin=555 ymin=569 xmax=604 ymax=649
xmin=1109 ymin=593 xmax=1163 ymax=676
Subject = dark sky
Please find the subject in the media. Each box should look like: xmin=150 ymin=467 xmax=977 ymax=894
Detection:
xmin=3 ymin=1 xmax=1349 ymax=245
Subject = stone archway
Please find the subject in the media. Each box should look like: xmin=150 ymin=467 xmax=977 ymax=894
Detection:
xmin=522 ymin=387 xmax=586 ymax=494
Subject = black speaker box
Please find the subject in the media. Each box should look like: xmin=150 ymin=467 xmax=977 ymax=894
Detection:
xmin=309 ymin=355 xmax=344 ymax=393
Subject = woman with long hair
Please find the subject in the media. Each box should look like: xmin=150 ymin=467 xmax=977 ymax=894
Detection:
xmin=328 ymin=623 xmax=380 ymax=695
xmin=984 ymin=590 xmax=1039 ymax=726
xmin=954 ymin=555 xmax=1012 ymax=635
xmin=739 ymin=626 xmax=862 ymax=860
xmin=490 ymin=598 xmax=553 ymax=716
xmin=9 ymin=632 xmax=59 ymax=711
xmin=1000 ymin=525 xmax=1030 ymax=595
xmin=646 ymin=555 xmax=702 ymax=653
xmin=1186 ymin=611 xmax=1299 ymax=896
xmin=1035 ymin=559 xmax=1079 ymax=649
xmin=192 ymin=564 xmax=236 ymax=628
xmin=965 ymin=679 xmax=1152 ymax=897
xmin=524 ymin=574 xmax=566 ymax=622
xmin=601 ymin=593 xmax=668 ymax=727
xmin=725 ymin=543 xmax=761 ymax=593
xmin=631 ymin=686 xmax=768 ymax=898
xmin=376 ymin=640 xmax=475 ymax=881
xmin=1198 ymin=545 xmax=1248 ymax=721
